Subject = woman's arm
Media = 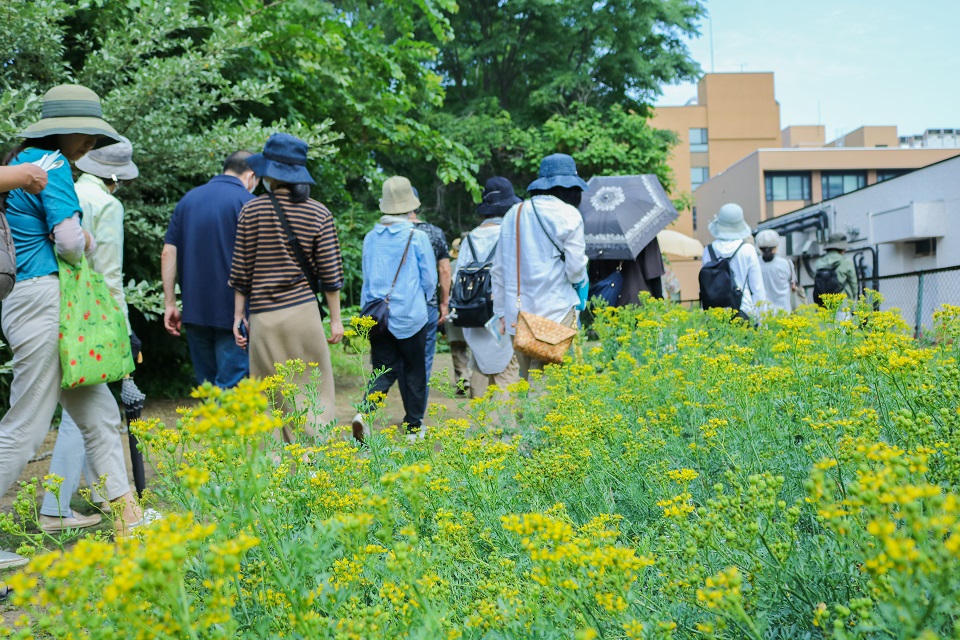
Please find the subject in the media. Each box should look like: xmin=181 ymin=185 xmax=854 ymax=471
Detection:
xmin=323 ymin=291 xmax=343 ymax=344
xmin=233 ymin=290 xmax=248 ymax=349
xmin=52 ymin=214 xmax=89 ymax=265
xmin=0 ymin=164 xmax=47 ymax=194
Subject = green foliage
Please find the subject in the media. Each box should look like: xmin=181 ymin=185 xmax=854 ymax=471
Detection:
xmin=438 ymin=0 xmax=705 ymax=118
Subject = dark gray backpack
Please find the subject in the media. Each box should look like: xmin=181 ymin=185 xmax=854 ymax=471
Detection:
xmin=0 ymin=193 xmax=17 ymax=300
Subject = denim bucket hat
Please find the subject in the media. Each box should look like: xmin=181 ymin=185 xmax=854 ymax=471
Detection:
xmin=477 ymin=176 xmax=521 ymax=217
xmin=247 ymin=133 xmax=315 ymax=185
xmin=19 ymin=84 xmax=121 ymax=150
xmin=526 ymin=153 xmax=589 ymax=192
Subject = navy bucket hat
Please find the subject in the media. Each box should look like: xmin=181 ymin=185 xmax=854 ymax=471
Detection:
xmin=477 ymin=176 xmax=521 ymax=217
xmin=526 ymin=153 xmax=589 ymax=192
xmin=247 ymin=133 xmax=315 ymax=185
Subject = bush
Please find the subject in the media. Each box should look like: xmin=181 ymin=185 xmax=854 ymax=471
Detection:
xmin=4 ymin=298 xmax=960 ymax=638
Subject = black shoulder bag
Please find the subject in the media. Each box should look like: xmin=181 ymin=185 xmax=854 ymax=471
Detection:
xmin=268 ymin=193 xmax=326 ymax=319
xmin=360 ymin=228 xmax=415 ymax=340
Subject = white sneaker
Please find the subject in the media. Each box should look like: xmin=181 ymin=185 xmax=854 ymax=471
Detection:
xmin=352 ymin=413 xmax=367 ymax=442
xmin=127 ymin=508 xmax=163 ymax=531
xmin=405 ymin=425 xmax=426 ymax=443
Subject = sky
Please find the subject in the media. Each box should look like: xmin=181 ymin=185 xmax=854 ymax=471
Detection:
xmin=654 ymin=0 xmax=960 ymax=142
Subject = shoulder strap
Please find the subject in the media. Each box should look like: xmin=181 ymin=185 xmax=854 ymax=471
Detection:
xmin=730 ymin=242 xmax=745 ymax=259
xmin=269 ymin=193 xmax=320 ymax=297
xmin=515 ymin=203 xmax=524 ymax=309
xmin=465 ymin=233 xmax=479 ymax=262
xmin=386 ymin=228 xmax=415 ymax=301
xmin=530 ymin=198 xmax=565 ymax=262
xmin=707 ymin=244 xmax=719 ymax=263
xmin=483 ymin=239 xmax=499 ymax=263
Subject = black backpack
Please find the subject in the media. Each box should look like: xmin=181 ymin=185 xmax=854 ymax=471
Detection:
xmin=813 ymin=264 xmax=843 ymax=306
xmin=450 ymin=234 xmax=498 ymax=328
xmin=699 ymin=243 xmax=746 ymax=310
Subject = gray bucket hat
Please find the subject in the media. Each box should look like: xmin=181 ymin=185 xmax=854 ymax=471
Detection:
xmin=18 ymin=84 xmax=121 ymax=149
xmin=824 ymin=233 xmax=849 ymax=251
xmin=708 ymin=203 xmax=751 ymax=241
xmin=76 ymin=136 xmax=139 ymax=180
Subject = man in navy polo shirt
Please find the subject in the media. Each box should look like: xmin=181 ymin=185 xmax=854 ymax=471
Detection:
xmin=162 ymin=151 xmax=257 ymax=387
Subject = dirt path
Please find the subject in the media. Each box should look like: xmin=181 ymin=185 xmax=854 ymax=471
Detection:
xmin=0 ymin=352 xmax=467 ymax=514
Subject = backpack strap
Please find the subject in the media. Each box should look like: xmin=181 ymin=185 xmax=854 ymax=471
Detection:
xmin=465 ymin=233 xmax=479 ymax=263
xmin=707 ymin=244 xmax=719 ymax=263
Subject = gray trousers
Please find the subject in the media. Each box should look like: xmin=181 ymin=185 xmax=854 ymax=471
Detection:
xmin=40 ymin=411 xmax=104 ymax=517
xmin=0 ymin=276 xmax=129 ymax=500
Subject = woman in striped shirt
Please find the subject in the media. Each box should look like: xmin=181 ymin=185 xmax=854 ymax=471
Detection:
xmin=229 ymin=134 xmax=344 ymax=441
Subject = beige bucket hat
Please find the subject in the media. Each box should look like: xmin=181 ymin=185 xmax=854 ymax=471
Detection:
xmin=379 ymin=176 xmax=421 ymax=215
xmin=19 ymin=84 xmax=121 ymax=149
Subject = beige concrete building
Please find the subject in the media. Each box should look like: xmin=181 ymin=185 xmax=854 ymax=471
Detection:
xmin=650 ymin=73 xmax=781 ymax=236
xmin=692 ymin=145 xmax=960 ymax=245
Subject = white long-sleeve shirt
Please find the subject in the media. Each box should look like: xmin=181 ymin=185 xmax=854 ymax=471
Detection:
xmin=492 ymin=195 xmax=588 ymax=335
xmin=702 ymin=239 xmax=765 ymax=317
xmin=759 ymin=254 xmax=795 ymax=313
xmin=456 ymin=219 xmax=515 ymax=374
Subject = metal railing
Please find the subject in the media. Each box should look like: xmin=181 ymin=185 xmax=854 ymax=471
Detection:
xmin=678 ymin=264 xmax=960 ymax=338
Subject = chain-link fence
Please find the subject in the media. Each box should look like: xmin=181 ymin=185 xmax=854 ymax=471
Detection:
xmin=868 ymin=266 xmax=960 ymax=338
xmin=679 ymin=265 xmax=960 ymax=338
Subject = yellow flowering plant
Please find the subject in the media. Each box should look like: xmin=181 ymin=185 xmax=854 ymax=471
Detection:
xmin=3 ymin=297 xmax=960 ymax=638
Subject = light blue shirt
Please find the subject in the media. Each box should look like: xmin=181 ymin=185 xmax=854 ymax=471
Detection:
xmin=6 ymin=147 xmax=83 ymax=281
xmin=361 ymin=222 xmax=437 ymax=339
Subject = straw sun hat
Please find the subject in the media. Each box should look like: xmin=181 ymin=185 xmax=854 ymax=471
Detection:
xmin=379 ymin=176 xmax=421 ymax=215
xmin=18 ymin=85 xmax=121 ymax=149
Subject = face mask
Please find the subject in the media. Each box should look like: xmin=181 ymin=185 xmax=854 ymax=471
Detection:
xmin=248 ymin=178 xmax=259 ymax=194
xmin=263 ymin=179 xmax=272 ymax=193
xmin=110 ymin=174 xmax=121 ymax=194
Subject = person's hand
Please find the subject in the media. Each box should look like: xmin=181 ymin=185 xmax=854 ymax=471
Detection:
xmin=439 ymin=302 xmax=449 ymax=325
xmin=18 ymin=164 xmax=48 ymax=194
xmin=164 ymin=304 xmax=182 ymax=337
xmin=498 ymin=317 xmax=506 ymax=335
xmin=234 ymin=317 xmax=248 ymax=349
xmin=327 ymin=318 xmax=344 ymax=344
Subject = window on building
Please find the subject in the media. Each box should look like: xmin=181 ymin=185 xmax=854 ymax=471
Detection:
xmin=764 ymin=172 xmax=811 ymax=201
xmin=913 ymin=238 xmax=937 ymax=258
xmin=689 ymin=128 xmax=708 ymax=152
xmin=821 ymin=172 xmax=866 ymax=200
xmin=691 ymin=167 xmax=709 ymax=190
xmin=692 ymin=206 xmax=697 ymax=231
xmin=876 ymin=169 xmax=910 ymax=182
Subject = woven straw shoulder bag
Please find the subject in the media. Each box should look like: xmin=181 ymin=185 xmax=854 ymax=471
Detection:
xmin=512 ymin=203 xmax=577 ymax=364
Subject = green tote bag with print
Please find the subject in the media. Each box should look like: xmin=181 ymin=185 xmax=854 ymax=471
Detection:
xmin=58 ymin=256 xmax=134 ymax=389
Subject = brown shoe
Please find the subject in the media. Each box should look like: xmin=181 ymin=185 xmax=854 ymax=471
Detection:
xmin=39 ymin=512 xmax=103 ymax=533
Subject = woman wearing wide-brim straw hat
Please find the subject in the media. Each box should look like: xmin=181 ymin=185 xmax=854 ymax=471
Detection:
xmin=0 ymin=85 xmax=154 ymax=564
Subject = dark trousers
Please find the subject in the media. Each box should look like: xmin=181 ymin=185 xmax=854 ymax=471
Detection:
xmin=363 ymin=324 xmax=428 ymax=430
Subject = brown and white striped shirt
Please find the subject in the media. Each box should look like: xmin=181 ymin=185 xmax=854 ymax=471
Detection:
xmin=229 ymin=193 xmax=343 ymax=314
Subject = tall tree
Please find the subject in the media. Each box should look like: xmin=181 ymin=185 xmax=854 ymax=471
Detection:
xmin=438 ymin=0 xmax=705 ymax=122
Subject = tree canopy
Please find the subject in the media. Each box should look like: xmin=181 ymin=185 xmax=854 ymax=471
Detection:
xmin=1 ymin=0 xmax=704 ymax=395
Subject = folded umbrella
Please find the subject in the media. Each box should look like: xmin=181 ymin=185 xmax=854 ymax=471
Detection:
xmin=579 ymin=175 xmax=679 ymax=260
xmin=121 ymin=378 xmax=147 ymax=497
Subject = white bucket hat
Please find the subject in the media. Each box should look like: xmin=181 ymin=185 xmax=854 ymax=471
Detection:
xmin=708 ymin=203 xmax=751 ymax=241
xmin=379 ymin=176 xmax=421 ymax=214
xmin=76 ymin=135 xmax=139 ymax=180
xmin=755 ymin=229 xmax=780 ymax=249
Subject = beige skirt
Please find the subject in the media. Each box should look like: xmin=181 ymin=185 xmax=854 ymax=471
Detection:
xmin=250 ymin=301 xmax=336 ymax=430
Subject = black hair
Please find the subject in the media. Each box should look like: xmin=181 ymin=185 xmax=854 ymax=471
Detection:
xmin=2 ymin=136 xmax=59 ymax=166
xmin=222 ymin=150 xmax=253 ymax=175
xmin=761 ymin=247 xmax=775 ymax=262
xmin=273 ymin=182 xmax=310 ymax=203
xmin=529 ymin=186 xmax=582 ymax=208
